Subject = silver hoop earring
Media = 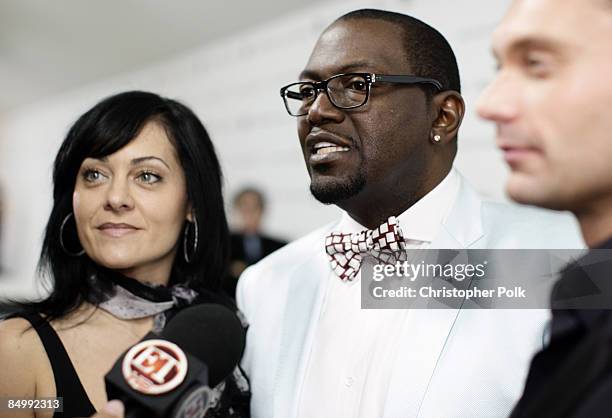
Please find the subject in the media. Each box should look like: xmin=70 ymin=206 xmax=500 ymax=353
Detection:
xmin=183 ymin=217 xmax=199 ymax=264
xmin=60 ymin=213 xmax=85 ymax=256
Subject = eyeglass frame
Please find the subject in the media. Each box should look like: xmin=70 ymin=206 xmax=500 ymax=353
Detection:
xmin=279 ymin=72 xmax=443 ymax=117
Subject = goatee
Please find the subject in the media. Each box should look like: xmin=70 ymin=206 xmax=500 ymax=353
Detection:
xmin=310 ymin=169 xmax=366 ymax=204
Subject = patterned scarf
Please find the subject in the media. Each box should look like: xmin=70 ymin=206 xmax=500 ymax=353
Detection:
xmin=95 ymin=270 xmax=198 ymax=333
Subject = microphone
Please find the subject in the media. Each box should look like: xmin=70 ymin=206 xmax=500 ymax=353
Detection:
xmin=105 ymin=303 xmax=246 ymax=418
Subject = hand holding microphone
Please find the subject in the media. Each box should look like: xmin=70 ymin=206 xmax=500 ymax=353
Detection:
xmin=91 ymin=400 xmax=125 ymax=418
xmin=104 ymin=303 xmax=246 ymax=418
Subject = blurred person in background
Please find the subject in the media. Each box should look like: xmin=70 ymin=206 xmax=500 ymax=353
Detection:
xmin=0 ymin=91 xmax=249 ymax=417
xmin=478 ymin=0 xmax=612 ymax=416
xmin=226 ymin=187 xmax=286 ymax=296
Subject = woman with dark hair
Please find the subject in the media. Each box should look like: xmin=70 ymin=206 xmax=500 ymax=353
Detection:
xmin=0 ymin=91 xmax=249 ymax=417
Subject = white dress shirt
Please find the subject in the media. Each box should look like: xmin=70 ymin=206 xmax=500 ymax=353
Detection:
xmin=298 ymin=170 xmax=461 ymax=418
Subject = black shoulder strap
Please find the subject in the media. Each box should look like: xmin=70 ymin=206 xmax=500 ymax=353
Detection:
xmin=12 ymin=312 xmax=97 ymax=417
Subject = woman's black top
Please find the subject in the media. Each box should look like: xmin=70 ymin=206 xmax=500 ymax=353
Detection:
xmin=12 ymin=311 xmax=96 ymax=418
xmin=8 ymin=294 xmax=251 ymax=418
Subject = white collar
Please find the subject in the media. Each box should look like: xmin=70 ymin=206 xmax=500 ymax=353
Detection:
xmin=337 ymin=168 xmax=460 ymax=242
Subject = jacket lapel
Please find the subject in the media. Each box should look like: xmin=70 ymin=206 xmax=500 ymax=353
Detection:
xmin=383 ymin=175 xmax=485 ymax=417
xmin=274 ymin=229 xmax=333 ymax=418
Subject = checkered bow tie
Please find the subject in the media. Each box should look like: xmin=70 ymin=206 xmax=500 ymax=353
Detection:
xmin=325 ymin=216 xmax=407 ymax=281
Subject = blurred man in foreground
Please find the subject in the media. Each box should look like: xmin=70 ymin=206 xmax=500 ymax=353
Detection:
xmin=478 ymin=0 xmax=612 ymax=415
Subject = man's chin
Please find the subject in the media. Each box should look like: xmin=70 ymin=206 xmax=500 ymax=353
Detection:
xmin=309 ymin=175 xmax=366 ymax=205
xmin=506 ymin=174 xmax=566 ymax=210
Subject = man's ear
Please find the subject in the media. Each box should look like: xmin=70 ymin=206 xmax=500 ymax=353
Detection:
xmin=430 ymin=91 xmax=465 ymax=144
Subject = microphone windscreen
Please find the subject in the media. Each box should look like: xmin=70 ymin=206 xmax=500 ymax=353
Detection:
xmin=160 ymin=304 xmax=245 ymax=386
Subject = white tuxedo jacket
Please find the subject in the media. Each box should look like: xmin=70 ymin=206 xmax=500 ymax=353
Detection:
xmin=237 ymin=176 xmax=584 ymax=418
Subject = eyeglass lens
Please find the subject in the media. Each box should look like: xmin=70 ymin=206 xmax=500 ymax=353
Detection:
xmin=283 ymin=74 xmax=369 ymax=116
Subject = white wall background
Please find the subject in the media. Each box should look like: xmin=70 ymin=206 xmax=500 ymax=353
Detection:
xmin=0 ymin=0 xmax=511 ymax=298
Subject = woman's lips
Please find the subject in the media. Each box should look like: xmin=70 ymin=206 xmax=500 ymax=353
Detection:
xmin=97 ymin=223 xmax=139 ymax=238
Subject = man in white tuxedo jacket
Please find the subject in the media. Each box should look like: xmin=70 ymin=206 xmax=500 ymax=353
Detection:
xmin=237 ymin=9 xmax=583 ymax=418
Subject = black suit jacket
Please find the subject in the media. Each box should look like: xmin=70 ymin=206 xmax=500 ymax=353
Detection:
xmin=511 ymin=238 xmax=612 ymax=418
xmin=230 ymin=233 xmax=287 ymax=266
xmin=224 ymin=232 xmax=287 ymax=298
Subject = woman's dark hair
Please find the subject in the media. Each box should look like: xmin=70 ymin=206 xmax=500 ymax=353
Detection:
xmin=20 ymin=91 xmax=230 ymax=320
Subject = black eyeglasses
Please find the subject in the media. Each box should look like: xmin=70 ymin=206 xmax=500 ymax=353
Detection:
xmin=280 ymin=72 xmax=442 ymax=117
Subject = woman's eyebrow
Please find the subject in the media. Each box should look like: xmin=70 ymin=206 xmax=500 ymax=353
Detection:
xmin=84 ymin=155 xmax=171 ymax=169
xmin=130 ymin=156 xmax=171 ymax=170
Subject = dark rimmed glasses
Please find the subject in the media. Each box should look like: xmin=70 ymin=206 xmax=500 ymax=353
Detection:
xmin=280 ymin=72 xmax=443 ymax=117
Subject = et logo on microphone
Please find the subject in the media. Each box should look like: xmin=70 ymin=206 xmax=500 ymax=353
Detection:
xmin=122 ymin=339 xmax=188 ymax=395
